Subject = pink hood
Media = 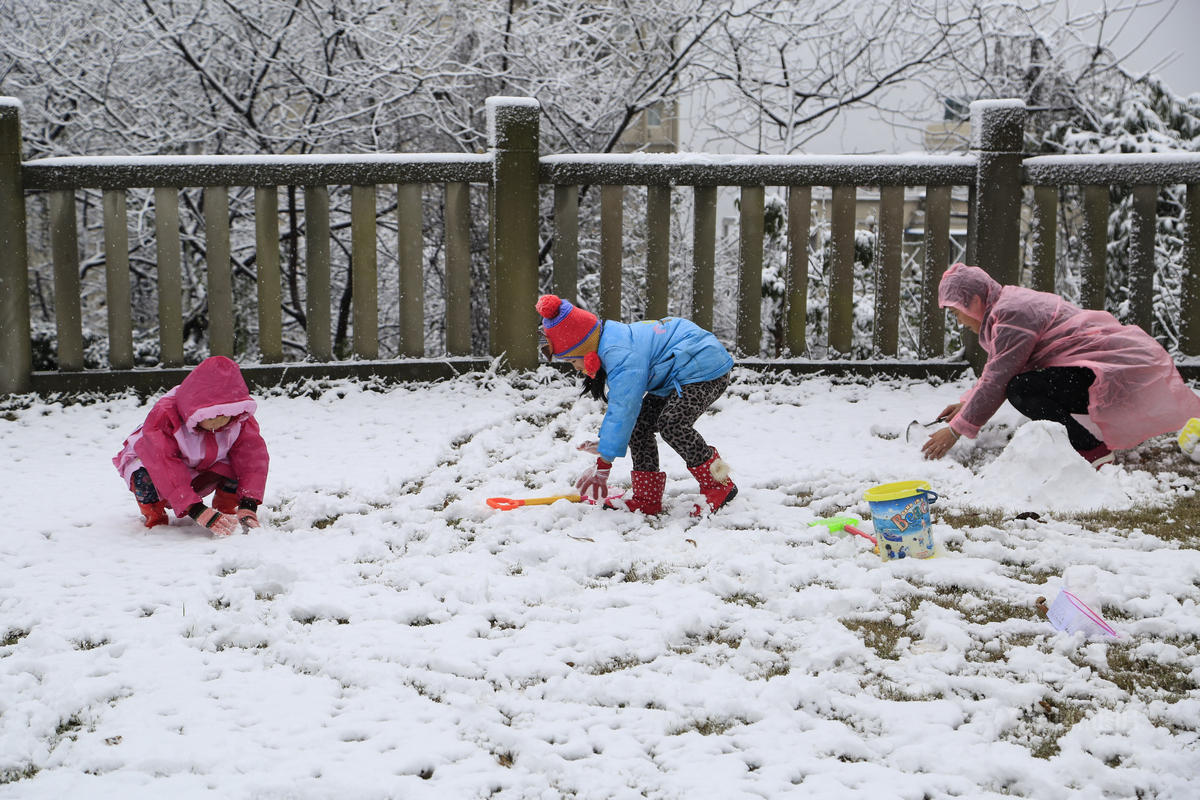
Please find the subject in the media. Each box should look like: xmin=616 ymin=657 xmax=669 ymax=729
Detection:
xmin=175 ymin=356 xmax=257 ymax=430
xmin=938 ymin=263 xmax=1200 ymax=449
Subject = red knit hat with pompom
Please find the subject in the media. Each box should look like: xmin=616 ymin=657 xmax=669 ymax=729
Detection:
xmin=536 ymin=294 xmax=601 ymax=365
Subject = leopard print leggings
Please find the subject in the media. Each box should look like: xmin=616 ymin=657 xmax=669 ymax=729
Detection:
xmin=628 ymin=372 xmax=731 ymax=471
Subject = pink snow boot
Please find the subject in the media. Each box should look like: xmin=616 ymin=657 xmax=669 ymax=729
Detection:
xmin=688 ymin=449 xmax=737 ymax=515
xmin=138 ymin=500 xmax=169 ymax=528
xmin=605 ymin=470 xmax=666 ymax=514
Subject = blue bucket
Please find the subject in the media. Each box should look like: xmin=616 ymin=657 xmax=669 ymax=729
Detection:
xmin=863 ymin=480 xmax=937 ymax=561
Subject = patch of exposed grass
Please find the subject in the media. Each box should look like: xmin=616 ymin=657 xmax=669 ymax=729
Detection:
xmin=55 ymin=714 xmax=84 ymax=738
xmin=669 ymin=716 xmax=745 ymax=736
xmin=1020 ymin=697 xmax=1093 ymax=759
xmin=1067 ymin=494 xmax=1200 ymax=547
xmin=622 ymin=563 xmax=668 ymax=583
xmin=588 ymin=655 xmax=642 ymax=675
xmin=761 ymin=657 xmax=791 ymax=679
xmin=0 ymin=764 xmax=39 ymax=784
xmin=936 ymin=507 xmax=1007 ymax=529
xmin=312 ymin=515 xmax=341 ymax=530
xmin=73 ymin=638 xmax=109 ymax=651
xmin=1104 ymin=642 xmax=1198 ymax=701
xmin=722 ymin=591 xmax=766 ymax=607
xmin=841 ymin=614 xmax=911 ymax=662
xmin=670 ymin=626 xmax=743 ymax=655
xmin=2 ymin=628 xmax=30 ymax=647
xmin=875 ymin=681 xmax=944 ymax=702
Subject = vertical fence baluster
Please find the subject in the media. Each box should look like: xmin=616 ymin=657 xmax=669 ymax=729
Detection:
xmin=646 ymin=184 xmax=670 ymax=318
xmin=827 ymin=185 xmax=856 ymax=355
xmin=49 ymin=190 xmax=83 ymax=371
xmin=736 ymin=185 xmax=765 ymax=355
xmin=444 ymin=181 xmax=472 ymax=356
xmin=204 ymin=186 xmax=234 ymax=357
xmin=1183 ymin=183 xmax=1200 ymax=355
xmin=1129 ymin=184 xmax=1158 ymax=334
xmin=691 ymin=185 xmax=716 ymax=330
xmin=351 ymin=184 xmax=378 ymax=359
xmin=920 ymin=186 xmax=951 ymax=358
xmin=1080 ymin=184 xmax=1110 ymax=310
xmin=488 ymin=182 xmax=497 ymax=354
xmin=552 ymin=184 xmax=579 ymax=301
xmin=103 ymin=188 xmax=133 ymax=369
xmin=154 ymin=187 xmax=184 ymax=367
xmin=785 ymin=185 xmax=811 ymax=356
xmin=873 ymin=185 xmax=903 ymax=356
xmin=964 ymin=183 xmax=977 ymax=267
xmin=1029 ymin=185 xmax=1057 ymax=293
xmin=254 ymin=186 xmax=282 ymax=363
xmin=397 ymin=182 xmax=424 ymax=357
xmin=304 ymin=186 xmax=332 ymax=362
xmin=600 ymin=184 xmax=623 ymax=320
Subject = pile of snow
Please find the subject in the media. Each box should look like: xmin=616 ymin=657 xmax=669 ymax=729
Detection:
xmin=1 ymin=369 xmax=1198 ymax=799
xmin=963 ymin=421 xmax=1162 ymax=513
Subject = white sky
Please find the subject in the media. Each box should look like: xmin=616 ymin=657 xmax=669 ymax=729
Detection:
xmin=683 ymin=0 xmax=1199 ymax=158
xmin=1079 ymin=0 xmax=1200 ymax=96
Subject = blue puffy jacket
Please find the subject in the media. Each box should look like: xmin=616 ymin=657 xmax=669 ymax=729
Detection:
xmin=596 ymin=318 xmax=734 ymax=462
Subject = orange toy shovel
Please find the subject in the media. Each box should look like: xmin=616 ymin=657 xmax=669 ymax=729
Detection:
xmin=486 ymin=493 xmax=582 ymax=511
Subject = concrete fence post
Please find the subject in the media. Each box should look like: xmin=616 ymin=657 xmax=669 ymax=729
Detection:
xmin=967 ymin=99 xmax=1027 ymax=370
xmin=969 ymin=99 xmax=1027 ymax=287
xmin=0 ymin=99 xmax=31 ymax=394
xmin=487 ymin=97 xmax=541 ymax=370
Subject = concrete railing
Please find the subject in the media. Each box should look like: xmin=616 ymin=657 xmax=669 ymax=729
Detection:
xmin=2 ymin=96 xmax=1199 ymax=395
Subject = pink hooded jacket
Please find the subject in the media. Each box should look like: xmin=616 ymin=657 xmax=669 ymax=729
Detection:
xmin=939 ymin=263 xmax=1200 ymax=450
xmin=113 ymin=356 xmax=269 ymax=516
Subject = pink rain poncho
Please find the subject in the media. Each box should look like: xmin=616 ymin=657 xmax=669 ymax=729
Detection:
xmin=938 ymin=263 xmax=1200 ymax=450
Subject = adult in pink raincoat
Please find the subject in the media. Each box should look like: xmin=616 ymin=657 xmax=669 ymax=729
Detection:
xmin=922 ymin=263 xmax=1200 ymax=467
xmin=113 ymin=356 xmax=269 ymax=535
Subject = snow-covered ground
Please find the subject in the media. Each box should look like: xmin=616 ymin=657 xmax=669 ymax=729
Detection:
xmin=2 ymin=367 xmax=1198 ymax=799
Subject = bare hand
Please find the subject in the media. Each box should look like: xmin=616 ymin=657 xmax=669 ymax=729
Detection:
xmin=922 ymin=427 xmax=960 ymax=460
xmin=575 ymin=440 xmax=600 ymax=455
xmin=937 ymin=403 xmax=964 ymax=423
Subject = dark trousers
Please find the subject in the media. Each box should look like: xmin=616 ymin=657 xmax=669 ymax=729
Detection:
xmin=628 ymin=373 xmax=730 ymax=472
xmin=130 ymin=467 xmax=237 ymax=504
xmin=1005 ymin=367 xmax=1103 ymax=451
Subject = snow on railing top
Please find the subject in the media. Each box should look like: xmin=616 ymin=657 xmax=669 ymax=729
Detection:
xmin=1023 ymin=152 xmax=1200 ymax=186
xmin=21 ymin=148 xmax=1200 ymax=192
xmin=22 ymin=152 xmax=492 ymax=190
xmin=539 ymin=152 xmax=980 ymax=186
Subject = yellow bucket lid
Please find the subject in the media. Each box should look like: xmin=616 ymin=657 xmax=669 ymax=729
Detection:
xmin=863 ymin=480 xmax=931 ymax=503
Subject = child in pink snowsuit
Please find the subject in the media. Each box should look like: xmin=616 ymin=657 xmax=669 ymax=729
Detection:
xmin=922 ymin=263 xmax=1200 ymax=467
xmin=113 ymin=356 xmax=269 ymax=536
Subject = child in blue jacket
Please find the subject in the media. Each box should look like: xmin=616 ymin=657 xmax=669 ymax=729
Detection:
xmin=536 ymin=294 xmax=737 ymax=515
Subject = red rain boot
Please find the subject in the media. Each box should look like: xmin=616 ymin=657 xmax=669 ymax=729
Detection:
xmin=213 ymin=488 xmax=239 ymax=514
xmin=138 ymin=500 xmax=169 ymax=528
xmin=605 ymin=470 xmax=666 ymax=514
xmin=688 ymin=449 xmax=737 ymax=515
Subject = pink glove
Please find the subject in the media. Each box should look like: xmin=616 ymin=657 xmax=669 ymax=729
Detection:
xmin=194 ymin=506 xmax=239 ymax=537
xmin=236 ymin=508 xmax=260 ymax=529
xmin=575 ymin=457 xmax=612 ymax=501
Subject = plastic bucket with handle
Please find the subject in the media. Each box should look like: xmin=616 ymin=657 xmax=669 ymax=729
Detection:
xmin=863 ymin=480 xmax=937 ymax=561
